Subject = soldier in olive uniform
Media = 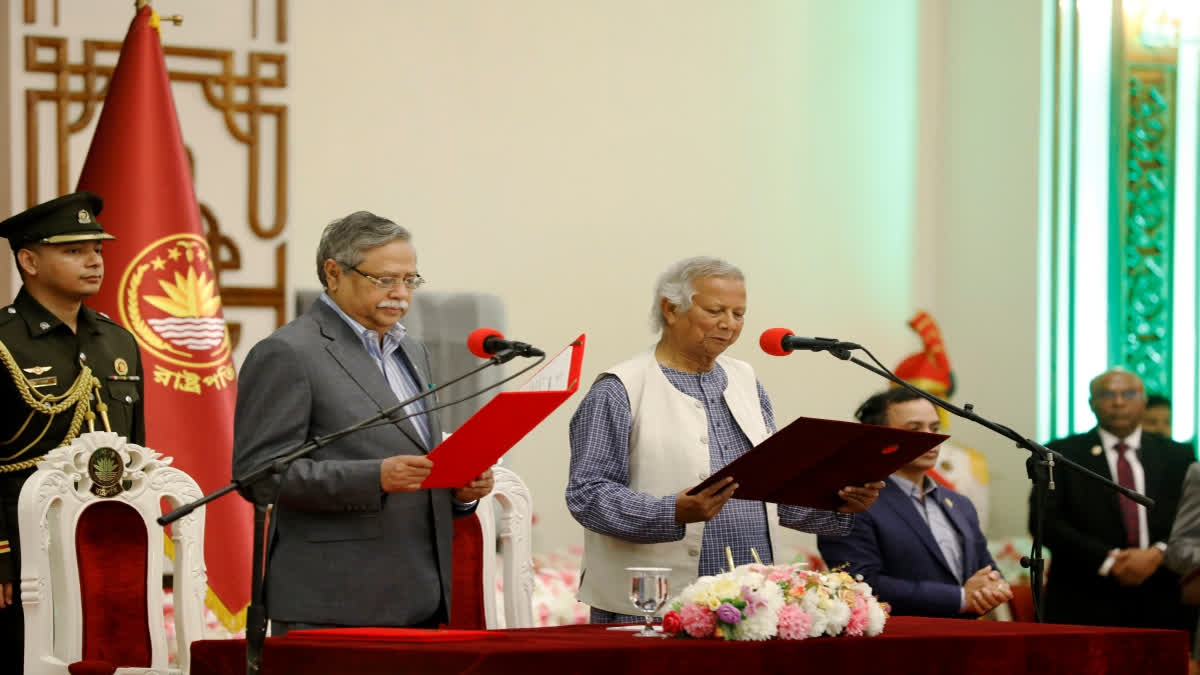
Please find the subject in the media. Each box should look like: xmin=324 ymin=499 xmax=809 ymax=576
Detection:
xmin=0 ymin=191 xmax=144 ymax=671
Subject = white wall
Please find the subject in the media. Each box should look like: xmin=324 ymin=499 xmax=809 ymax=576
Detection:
xmin=933 ymin=0 xmax=1044 ymax=540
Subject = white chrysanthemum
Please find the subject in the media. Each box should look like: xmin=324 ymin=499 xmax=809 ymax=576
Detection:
xmin=824 ymin=598 xmax=851 ymax=636
xmin=799 ymin=587 xmax=822 ymax=614
xmin=734 ymin=576 xmax=784 ymax=641
xmin=709 ymin=576 xmax=741 ymax=600
xmin=851 ymin=577 xmax=877 ymax=598
xmin=865 ymin=598 xmax=888 ymax=635
xmin=678 ymin=575 xmax=717 ymax=607
xmin=807 ymin=607 xmax=829 ymax=638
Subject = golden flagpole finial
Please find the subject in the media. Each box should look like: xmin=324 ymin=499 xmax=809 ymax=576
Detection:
xmin=161 ymin=14 xmax=183 ymax=26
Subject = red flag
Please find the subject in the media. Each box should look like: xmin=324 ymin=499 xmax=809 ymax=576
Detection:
xmin=77 ymin=6 xmax=250 ymax=632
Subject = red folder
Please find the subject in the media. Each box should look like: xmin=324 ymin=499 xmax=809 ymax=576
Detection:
xmin=421 ymin=334 xmax=585 ymax=488
xmin=686 ymin=416 xmax=948 ymax=510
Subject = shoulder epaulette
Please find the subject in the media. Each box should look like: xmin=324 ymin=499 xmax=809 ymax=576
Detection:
xmin=94 ymin=310 xmax=116 ymax=324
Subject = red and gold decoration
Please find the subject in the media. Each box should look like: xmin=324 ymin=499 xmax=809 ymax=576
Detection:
xmin=892 ymin=312 xmax=991 ymax=527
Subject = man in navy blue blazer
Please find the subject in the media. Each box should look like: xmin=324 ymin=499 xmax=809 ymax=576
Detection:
xmin=818 ymin=389 xmax=1012 ymax=617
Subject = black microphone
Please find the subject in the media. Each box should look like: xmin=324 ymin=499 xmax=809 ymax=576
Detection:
xmin=467 ymin=328 xmax=545 ymax=358
xmin=760 ymin=327 xmax=861 ymax=356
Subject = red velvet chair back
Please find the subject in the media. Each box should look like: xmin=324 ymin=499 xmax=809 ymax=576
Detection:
xmin=76 ymin=500 xmax=152 ymax=666
xmin=445 ymin=467 xmax=534 ymax=629
xmin=1009 ymin=583 xmax=1037 ymax=622
xmin=18 ymin=432 xmax=209 ymax=674
xmin=449 ymin=512 xmax=486 ymax=629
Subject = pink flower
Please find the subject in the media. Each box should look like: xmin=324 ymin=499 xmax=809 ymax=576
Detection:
xmin=776 ymin=604 xmax=812 ymax=640
xmin=679 ymin=604 xmax=716 ymax=638
xmin=662 ymin=610 xmax=683 ymax=635
xmin=766 ymin=569 xmax=791 ymax=582
xmin=845 ymin=598 xmax=869 ymax=637
xmin=741 ymin=586 xmax=767 ymax=617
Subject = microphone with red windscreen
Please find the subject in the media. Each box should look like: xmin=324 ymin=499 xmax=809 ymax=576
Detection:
xmin=467 ymin=328 xmax=545 ymax=359
xmin=760 ymin=328 xmax=861 ymax=356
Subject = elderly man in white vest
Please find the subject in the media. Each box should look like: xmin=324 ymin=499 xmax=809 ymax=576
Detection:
xmin=566 ymin=256 xmax=884 ymax=623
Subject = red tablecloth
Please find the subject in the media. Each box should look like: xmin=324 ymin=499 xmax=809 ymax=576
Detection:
xmin=190 ymin=617 xmax=1188 ymax=675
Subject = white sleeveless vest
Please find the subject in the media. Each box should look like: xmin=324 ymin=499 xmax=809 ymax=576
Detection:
xmin=576 ymin=349 xmax=780 ymax=614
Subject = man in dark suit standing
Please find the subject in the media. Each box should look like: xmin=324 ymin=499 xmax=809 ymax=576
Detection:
xmin=1036 ymin=367 xmax=1194 ymax=629
xmin=233 ymin=211 xmax=494 ymax=634
xmin=818 ymin=388 xmax=1012 ymax=617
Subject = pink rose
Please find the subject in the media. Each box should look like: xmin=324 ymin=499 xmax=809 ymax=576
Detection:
xmin=679 ymin=604 xmax=716 ymax=638
xmin=662 ymin=610 xmax=683 ymax=635
xmin=776 ymin=604 xmax=812 ymax=640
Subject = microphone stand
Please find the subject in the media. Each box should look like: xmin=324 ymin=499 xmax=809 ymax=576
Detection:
xmin=158 ymin=348 xmax=543 ymax=675
xmin=815 ymin=344 xmax=1152 ymax=623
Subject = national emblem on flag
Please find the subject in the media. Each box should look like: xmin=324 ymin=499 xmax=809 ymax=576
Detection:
xmin=119 ymin=234 xmax=236 ymax=395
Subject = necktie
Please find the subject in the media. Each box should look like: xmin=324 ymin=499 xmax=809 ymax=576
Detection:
xmin=1114 ymin=442 xmax=1140 ymax=548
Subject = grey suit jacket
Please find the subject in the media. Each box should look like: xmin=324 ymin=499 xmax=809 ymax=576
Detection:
xmin=1168 ymin=461 xmax=1200 ymax=655
xmin=1169 ymin=463 xmax=1200 ymax=576
xmin=233 ymin=298 xmax=464 ymax=627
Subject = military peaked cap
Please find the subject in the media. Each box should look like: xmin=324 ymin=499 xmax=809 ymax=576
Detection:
xmin=0 ymin=191 xmax=114 ymax=247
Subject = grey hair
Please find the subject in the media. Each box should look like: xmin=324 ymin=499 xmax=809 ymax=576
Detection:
xmin=315 ymin=211 xmax=412 ymax=288
xmin=649 ymin=256 xmax=744 ymax=332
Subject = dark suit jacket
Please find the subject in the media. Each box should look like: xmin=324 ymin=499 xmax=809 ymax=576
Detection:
xmin=818 ymin=477 xmax=994 ymax=617
xmin=233 ymin=298 xmax=469 ymax=627
xmin=1035 ymin=428 xmax=1195 ymax=629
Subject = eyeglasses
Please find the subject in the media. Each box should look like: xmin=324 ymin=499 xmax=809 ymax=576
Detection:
xmin=345 ymin=265 xmax=426 ymax=290
xmin=1093 ymin=389 xmax=1144 ymax=402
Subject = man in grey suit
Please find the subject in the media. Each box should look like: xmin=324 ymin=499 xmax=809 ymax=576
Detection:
xmin=233 ymin=211 xmax=494 ymax=634
xmin=1168 ymin=462 xmax=1200 ymax=672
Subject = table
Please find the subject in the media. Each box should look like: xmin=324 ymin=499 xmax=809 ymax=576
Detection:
xmin=190 ymin=617 xmax=1188 ymax=674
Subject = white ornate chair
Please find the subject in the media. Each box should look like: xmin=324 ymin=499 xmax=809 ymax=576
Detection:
xmin=450 ymin=465 xmax=534 ymax=629
xmin=18 ymin=431 xmax=207 ymax=675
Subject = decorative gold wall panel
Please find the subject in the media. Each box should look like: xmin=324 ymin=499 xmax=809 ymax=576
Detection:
xmin=20 ymin=4 xmax=290 ymax=340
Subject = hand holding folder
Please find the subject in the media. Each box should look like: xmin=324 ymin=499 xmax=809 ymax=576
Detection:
xmin=686 ymin=416 xmax=948 ymax=511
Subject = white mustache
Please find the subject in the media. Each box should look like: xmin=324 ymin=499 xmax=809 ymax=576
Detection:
xmin=377 ymin=299 xmax=409 ymax=311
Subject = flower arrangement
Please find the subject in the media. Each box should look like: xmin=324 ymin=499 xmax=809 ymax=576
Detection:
xmin=661 ymin=556 xmax=889 ymax=641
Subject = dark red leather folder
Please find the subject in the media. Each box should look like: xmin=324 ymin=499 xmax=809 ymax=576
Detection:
xmin=686 ymin=416 xmax=948 ymax=510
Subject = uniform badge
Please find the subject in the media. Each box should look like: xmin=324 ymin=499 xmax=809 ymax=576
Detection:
xmin=114 ymin=358 xmax=129 ymax=376
xmin=1091 ymin=445 xmax=1102 ymax=456
xmin=87 ymin=446 xmax=125 ymax=497
xmin=944 ymin=497 xmax=953 ymax=509
xmin=78 ymin=209 xmax=92 ymax=224
xmin=22 ymin=365 xmax=52 ymax=375
xmin=28 ymin=376 xmax=57 ymax=388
